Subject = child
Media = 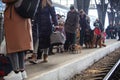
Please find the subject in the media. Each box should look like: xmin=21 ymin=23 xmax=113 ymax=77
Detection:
xmin=49 ymin=22 xmax=66 ymax=54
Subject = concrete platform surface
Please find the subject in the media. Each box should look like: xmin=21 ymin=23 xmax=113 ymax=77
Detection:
xmin=26 ymin=39 xmax=120 ymax=80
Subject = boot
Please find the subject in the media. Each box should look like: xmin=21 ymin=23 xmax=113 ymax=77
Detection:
xmin=37 ymin=49 xmax=43 ymax=59
xmin=43 ymin=54 xmax=48 ymax=62
xmin=29 ymin=53 xmax=38 ymax=64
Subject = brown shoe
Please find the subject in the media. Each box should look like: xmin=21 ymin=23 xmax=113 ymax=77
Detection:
xmin=29 ymin=53 xmax=38 ymax=64
xmin=43 ymin=54 xmax=48 ymax=62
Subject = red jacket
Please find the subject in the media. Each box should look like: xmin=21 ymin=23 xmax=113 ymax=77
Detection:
xmin=94 ymin=27 xmax=101 ymax=35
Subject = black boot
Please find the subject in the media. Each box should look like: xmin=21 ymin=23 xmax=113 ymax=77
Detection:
xmin=37 ymin=49 xmax=43 ymax=59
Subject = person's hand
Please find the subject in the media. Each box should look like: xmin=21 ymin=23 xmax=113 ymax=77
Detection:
xmin=54 ymin=26 xmax=59 ymax=32
xmin=55 ymin=26 xmax=59 ymax=29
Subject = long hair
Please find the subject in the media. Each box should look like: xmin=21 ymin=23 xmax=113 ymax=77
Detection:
xmin=42 ymin=0 xmax=52 ymax=8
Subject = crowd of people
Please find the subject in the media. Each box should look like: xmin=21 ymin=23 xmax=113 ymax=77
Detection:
xmin=106 ymin=22 xmax=120 ymax=40
xmin=1 ymin=0 xmax=120 ymax=80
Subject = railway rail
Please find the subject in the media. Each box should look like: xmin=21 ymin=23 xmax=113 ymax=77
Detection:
xmin=103 ymin=59 xmax=120 ymax=80
xmin=70 ymin=48 xmax=120 ymax=80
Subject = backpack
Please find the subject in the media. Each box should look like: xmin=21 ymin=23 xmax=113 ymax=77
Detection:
xmin=0 ymin=54 xmax=13 ymax=77
xmin=2 ymin=0 xmax=16 ymax=3
xmin=14 ymin=0 xmax=40 ymax=18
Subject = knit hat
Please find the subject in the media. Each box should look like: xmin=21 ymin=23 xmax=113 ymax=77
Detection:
xmin=70 ymin=5 xmax=75 ymax=10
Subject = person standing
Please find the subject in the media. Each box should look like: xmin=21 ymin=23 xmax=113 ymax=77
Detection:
xmin=113 ymin=24 xmax=117 ymax=39
xmin=117 ymin=23 xmax=120 ymax=41
xmin=28 ymin=19 xmax=41 ymax=64
xmin=2 ymin=0 xmax=33 ymax=80
xmin=106 ymin=24 xmax=112 ymax=39
xmin=93 ymin=19 xmax=103 ymax=32
xmin=106 ymin=23 xmax=114 ymax=39
xmin=64 ymin=5 xmax=79 ymax=51
xmin=32 ymin=0 xmax=58 ymax=62
xmin=79 ymin=9 xmax=90 ymax=46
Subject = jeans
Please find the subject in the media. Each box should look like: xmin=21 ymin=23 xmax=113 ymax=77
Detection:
xmin=7 ymin=51 xmax=25 ymax=71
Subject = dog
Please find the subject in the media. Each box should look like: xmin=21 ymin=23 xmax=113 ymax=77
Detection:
xmin=84 ymin=29 xmax=94 ymax=48
xmin=68 ymin=44 xmax=81 ymax=54
xmin=92 ymin=28 xmax=106 ymax=48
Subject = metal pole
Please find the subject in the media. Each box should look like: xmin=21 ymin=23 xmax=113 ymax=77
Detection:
xmin=82 ymin=0 xmax=84 ymax=9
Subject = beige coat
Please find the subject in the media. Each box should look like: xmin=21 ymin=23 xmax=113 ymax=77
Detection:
xmin=2 ymin=0 xmax=33 ymax=53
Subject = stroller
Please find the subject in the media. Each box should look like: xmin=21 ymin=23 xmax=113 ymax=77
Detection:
xmin=50 ymin=30 xmax=66 ymax=53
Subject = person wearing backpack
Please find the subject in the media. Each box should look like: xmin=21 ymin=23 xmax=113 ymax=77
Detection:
xmin=2 ymin=0 xmax=33 ymax=80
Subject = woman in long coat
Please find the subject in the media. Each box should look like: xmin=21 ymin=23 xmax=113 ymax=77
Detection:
xmin=2 ymin=0 xmax=33 ymax=80
xmin=34 ymin=0 xmax=58 ymax=62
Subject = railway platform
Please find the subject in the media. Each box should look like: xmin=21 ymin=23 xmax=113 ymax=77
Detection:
xmin=26 ymin=39 xmax=120 ymax=80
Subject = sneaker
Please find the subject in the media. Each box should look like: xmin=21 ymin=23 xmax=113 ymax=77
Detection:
xmin=29 ymin=59 xmax=38 ymax=64
xmin=4 ymin=71 xmax=22 ymax=80
xmin=15 ymin=72 xmax=23 ymax=80
xmin=21 ymin=71 xmax=27 ymax=79
xmin=3 ymin=71 xmax=15 ymax=79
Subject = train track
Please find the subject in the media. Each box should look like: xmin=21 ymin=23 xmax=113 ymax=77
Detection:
xmin=88 ymin=59 xmax=120 ymax=80
xmin=103 ymin=59 xmax=120 ymax=80
xmin=70 ymin=49 xmax=120 ymax=80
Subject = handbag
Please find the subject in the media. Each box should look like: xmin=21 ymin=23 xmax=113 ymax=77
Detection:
xmin=0 ymin=54 xmax=13 ymax=76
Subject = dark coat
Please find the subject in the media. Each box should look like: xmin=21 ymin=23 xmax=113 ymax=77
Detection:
xmin=64 ymin=11 xmax=79 ymax=33
xmin=79 ymin=14 xmax=90 ymax=31
xmin=94 ymin=21 xmax=103 ymax=31
xmin=34 ymin=3 xmax=58 ymax=49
